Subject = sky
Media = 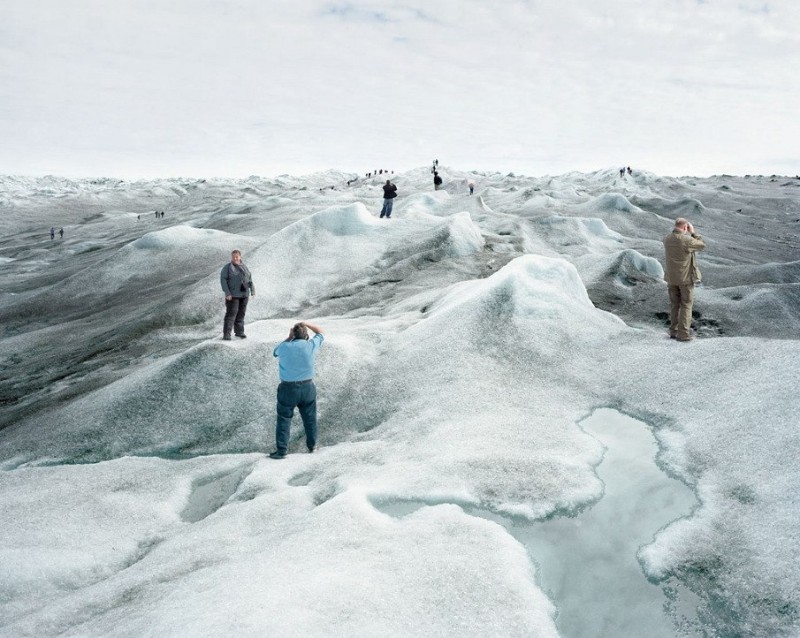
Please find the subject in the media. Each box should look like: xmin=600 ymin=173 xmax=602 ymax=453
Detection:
xmin=1 ymin=0 xmax=798 ymax=179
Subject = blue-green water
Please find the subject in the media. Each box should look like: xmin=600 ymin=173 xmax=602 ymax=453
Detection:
xmin=376 ymin=408 xmax=700 ymax=637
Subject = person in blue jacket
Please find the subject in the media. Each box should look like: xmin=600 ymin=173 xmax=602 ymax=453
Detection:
xmin=220 ymin=249 xmax=255 ymax=340
xmin=270 ymin=321 xmax=325 ymax=459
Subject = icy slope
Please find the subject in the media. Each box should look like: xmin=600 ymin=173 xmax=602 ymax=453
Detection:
xmin=0 ymin=169 xmax=798 ymax=637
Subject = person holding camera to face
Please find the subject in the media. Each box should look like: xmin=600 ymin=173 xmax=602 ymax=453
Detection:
xmin=220 ymin=249 xmax=255 ymax=340
xmin=663 ymin=218 xmax=705 ymax=342
xmin=270 ymin=321 xmax=325 ymax=459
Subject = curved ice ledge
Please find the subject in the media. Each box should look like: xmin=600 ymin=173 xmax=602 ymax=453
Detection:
xmin=373 ymin=408 xmax=701 ymax=637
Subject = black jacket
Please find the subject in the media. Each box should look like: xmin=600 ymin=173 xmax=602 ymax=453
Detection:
xmin=382 ymin=183 xmax=397 ymax=199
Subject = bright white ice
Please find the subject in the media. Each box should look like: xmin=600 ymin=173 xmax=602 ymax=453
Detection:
xmin=0 ymin=168 xmax=798 ymax=636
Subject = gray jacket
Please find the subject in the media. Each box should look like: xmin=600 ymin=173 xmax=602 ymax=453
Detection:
xmin=221 ymin=262 xmax=255 ymax=298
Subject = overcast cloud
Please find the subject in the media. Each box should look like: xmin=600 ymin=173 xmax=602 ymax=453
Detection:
xmin=1 ymin=0 xmax=798 ymax=178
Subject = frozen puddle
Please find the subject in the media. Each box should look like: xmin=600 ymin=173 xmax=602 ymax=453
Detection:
xmin=376 ymin=408 xmax=701 ymax=637
xmin=181 ymin=465 xmax=252 ymax=523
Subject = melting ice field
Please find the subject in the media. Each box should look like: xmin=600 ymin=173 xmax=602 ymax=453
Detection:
xmin=376 ymin=409 xmax=701 ymax=637
xmin=0 ymin=168 xmax=798 ymax=637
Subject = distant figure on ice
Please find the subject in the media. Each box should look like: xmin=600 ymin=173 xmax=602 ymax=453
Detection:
xmin=269 ymin=321 xmax=325 ymax=459
xmin=50 ymin=227 xmax=55 ymax=240
xmin=137 ymin=214 xmax=141 ymax=221
xmin=161 ymin=211 xmax=165 ymax=218
xmin=626 ymin=166 xmax=633 ymax=176
xmin=58 ymin=228 xmax=63 ymax=239
xmin=468 ymin=180 xmax=475 ymax=195
xmin=619 ymin=168 xmax=625 ymax=178
xmin=663 ymin=218 xmax=705 ymax=342
xmin=433 ymin=171 xmax=443 ymax=190
xmin=155 ymin=211 xmax=159 ymax=219
xmin=380 ymin=179 xmax=397 ymax=218
xmin=220 ymin=249 xmax=255 ymax=341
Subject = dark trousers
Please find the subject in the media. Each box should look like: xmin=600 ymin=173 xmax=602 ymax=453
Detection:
xmin=223 ymin=296 xmax=248 ymax=337
xmin=275 ymin=381 xmax=317 ymax=453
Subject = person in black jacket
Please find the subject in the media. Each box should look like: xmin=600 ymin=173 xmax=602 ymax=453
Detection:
xmin=220 ymin=250 xmax=255 ymax=340
xmin=380 ymin=180 xmax=397 ymax=218
xmin=433 ymin=171 xmax=443 ymax=190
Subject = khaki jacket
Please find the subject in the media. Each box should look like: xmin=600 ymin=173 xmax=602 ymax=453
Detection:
xmin=663 ymin=230 xmax=705 ymax=285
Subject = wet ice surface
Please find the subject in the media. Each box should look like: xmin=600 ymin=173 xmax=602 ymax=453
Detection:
xmin=181 ymin=464 xmax=253 ymax=523
xmin=0 ymin=169 xmax=798 ymax=636
xmin=524 ymin=409 xmax=699 ymax=636
xmin=377 ymin=408 xmax=700 ymax=637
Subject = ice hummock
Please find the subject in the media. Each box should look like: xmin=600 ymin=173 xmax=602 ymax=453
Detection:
xmin=0 ymin=168 xmax=798 ymax=636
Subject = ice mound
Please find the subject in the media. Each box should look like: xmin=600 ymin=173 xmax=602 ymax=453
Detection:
xmin=399 ymin=192 xmax=449 ymax=216
xmin=251 ymin=204 xmax=483 ymax=304
xmin=578 ymin=248 xmax=665 ymax=288
xmin=131 ymin=225 xmax=233 ymax=250
xmin=577 ymin=192 xmax=642 ymax=213
xmin=433 ymin=211 xmax=486 ymax=256
xmin=706 ymin=260 xmax=800 ymax=287
xmin=0 ymin=345 xmax=268 ymax=464
xmin=149 ymin=184 xmax=189 ymax=197
xmin=700 ymin=284 xmax=800 ymax=337
xmin=518 ymin=193 xmax=559 ymax=213
xmin=429 ymin=254 xmax=603 ymax=321
xmin=299 ymin=202 xmax=380 ymax=235
xmin=328 ymin=256 xmax=624 ymax=518
xmin=0 ymin=316 xmax=382 ymax=465
xmin=413 ymin=254 xmax=627 ymax=356
xmin=528 ymin=215 xmax=624 ymax=256
xmin=175 ymin=204 xmax=484 ymax=324
xmin=630 ymin=195 xmax=707 ymax=218
xmin=47 ymin=227 xmax=257 ymax=300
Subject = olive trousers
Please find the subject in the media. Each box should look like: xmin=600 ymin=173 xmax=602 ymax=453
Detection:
xmin=668 ymin=284 xmax=694 ymax=340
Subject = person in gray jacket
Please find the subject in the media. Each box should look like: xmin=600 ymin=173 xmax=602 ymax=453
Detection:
xmin=220 ymin=249 xmax=255 ymax=340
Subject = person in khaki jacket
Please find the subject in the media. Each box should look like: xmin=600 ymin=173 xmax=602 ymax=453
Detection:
xmin=663 ymin=218 xmax=705 ymax=341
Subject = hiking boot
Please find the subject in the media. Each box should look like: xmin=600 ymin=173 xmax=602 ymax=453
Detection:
xmin=269 ymin=451 xmax=287 ymax=460
xmin=222 ymin=335 xmax=232 ymax=341
xmin=676 ymin=336 xmax=693 ymax=342
xmin=307 ymin=446 xmax=316 ymax=453
xmin=235 ymin=334 xmax=247 ymax=339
